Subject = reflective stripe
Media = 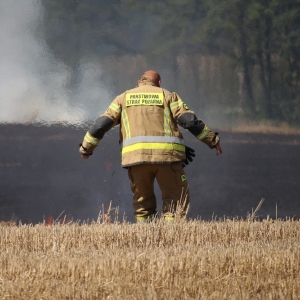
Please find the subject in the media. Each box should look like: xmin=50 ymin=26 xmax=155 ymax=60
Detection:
xmin=164 ymin=216 xmax=175 ymax=221
xmin=164 ymin=108 xmax=171 ymax=136
xmin=135 ymin=215 xmax=155 ymax=223
xmin=109 ymin=103 xmax=121 ymax=113
xmin=196 ymin=126 xmax=210 ymax=140
xmin=84 ymin=132 xmax=100 ymax=146
xmin=135 ymin=215 xmax=152 ymax=220
xmin=170 ymin=98 xmax=184 ymax=111
xmin=122 ymin=142 xmax=185 ymax=155
xmin=136 ymin=216 xmax=148 ymax=221
xmin=122 ymin=110 xmax=131 ymax=139
xmin=122 ymin=136 xmax=185 ymax=147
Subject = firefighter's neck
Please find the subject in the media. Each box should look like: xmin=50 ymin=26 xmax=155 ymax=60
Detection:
xmin=138 ymin=78 xmax=160 ymax=87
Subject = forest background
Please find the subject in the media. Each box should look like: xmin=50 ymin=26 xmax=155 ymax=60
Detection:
xmin=39 ymin=0 xmax=300 ymax=128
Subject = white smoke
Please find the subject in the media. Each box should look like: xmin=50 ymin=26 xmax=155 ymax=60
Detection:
xmin=0 ymin=0 xmax=110 ymax=124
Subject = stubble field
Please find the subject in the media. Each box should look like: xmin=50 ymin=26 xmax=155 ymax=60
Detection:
xmin=1 ymin=217 xmax=300 ymax=300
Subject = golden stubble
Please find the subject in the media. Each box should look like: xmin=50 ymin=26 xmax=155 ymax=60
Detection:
xmin=0 ymin=218 xmax=300 ymax=299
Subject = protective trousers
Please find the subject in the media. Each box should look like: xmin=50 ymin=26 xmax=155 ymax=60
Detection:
xmin=127 ymin=162 xmax=190 ymax=221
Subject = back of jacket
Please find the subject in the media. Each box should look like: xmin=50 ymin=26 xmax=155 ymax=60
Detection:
xmin=102 ymin=79 xmax=193 ymax=166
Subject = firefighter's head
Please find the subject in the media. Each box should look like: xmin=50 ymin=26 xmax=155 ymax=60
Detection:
xmin=138 ymin=70 xmax=161 ymax=87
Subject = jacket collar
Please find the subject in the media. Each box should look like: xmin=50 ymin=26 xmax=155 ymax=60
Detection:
xmin=138 ymin=78 xmax=157 ymax=87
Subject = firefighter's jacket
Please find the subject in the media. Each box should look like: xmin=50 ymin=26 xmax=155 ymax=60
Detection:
xmin=80 ymin=78 xmax=220 ymax=167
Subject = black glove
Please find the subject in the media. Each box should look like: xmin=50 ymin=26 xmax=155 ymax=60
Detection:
xmin=182 ymin=146 xmax=195 ymax=168
xmin=79 ymin=143 xmax=93 ymax=156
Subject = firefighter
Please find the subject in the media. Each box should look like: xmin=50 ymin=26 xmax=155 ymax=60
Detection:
xmin=79 ymin=70 xmax=222 ymax=222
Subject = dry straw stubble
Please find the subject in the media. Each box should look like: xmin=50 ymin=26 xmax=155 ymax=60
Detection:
xmin=0 ymin=218 xmax=300 ymax=299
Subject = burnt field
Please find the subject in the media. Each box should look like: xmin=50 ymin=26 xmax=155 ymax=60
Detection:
xmin=0 ymin=123 xmax=299 ymax=223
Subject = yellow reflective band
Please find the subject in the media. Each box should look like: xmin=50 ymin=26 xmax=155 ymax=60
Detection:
xmin=122 ymin=110 xmax=131 ymax=139
xmin=109 ymin=103 xmax=121 ymax=113
xmin=170 ymin=98 xmax=185 ymax=111
xmin=84 ymin=132 xmax=100 ymax=146
xmin=135 ymin=216 xmax=150 ymax=220
xmin=164 ymin=216 xmax=175 ymax=221
xmin=126 ymin=93 xmax=164 ymax=106
xmin=122 ymin=143 xmax=185 ymax=154
xmin=164 ymin=107 xmax=171 ymax=137
xmin=197 ymin=126 xmax=210 ymax=140
xmin=135 ymin=215 xmax=155 ymax=223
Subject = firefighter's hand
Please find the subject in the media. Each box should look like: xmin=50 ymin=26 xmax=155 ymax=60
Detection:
xmin=216 ymin=143 xmax=222 ymax=156
xmin=182 ymin=146 xmax=196 ymax=168
xmin=81 ymin=154 xmax=89 ymax=159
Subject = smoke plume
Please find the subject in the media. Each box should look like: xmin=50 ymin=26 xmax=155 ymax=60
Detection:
xmin=0 ymin=0 xmax=110 ymax=124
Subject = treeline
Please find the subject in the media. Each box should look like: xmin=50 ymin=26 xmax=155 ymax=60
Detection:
xmin=41 ymin=0 xmax=300 ymax=125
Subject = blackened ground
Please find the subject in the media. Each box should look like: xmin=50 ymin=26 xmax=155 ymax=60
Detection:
xmin=0 ymin=124 xmax=299 ymax=223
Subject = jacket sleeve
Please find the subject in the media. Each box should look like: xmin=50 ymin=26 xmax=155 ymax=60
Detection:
xmin=169 ymin=92 xmax=220 ymax=149
xmin=79 ymin=96 xmax=122 ymax=156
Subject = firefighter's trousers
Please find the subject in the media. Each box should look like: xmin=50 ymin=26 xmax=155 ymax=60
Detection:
xmin=127 ymin=162 xmax=190 ymax=220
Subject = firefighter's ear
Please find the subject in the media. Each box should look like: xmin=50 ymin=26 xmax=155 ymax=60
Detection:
xmin=157 ymin=80 xmax=161 ymax=87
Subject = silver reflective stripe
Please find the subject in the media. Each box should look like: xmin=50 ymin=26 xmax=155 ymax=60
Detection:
xmin=164 ymin=108 xmax=171 ymax=136
xmin=197 ymin=126 xmax=210 ymax=140
xmin=109 ymin=103 xmax=121 ymax=113
xmin=122 ymin=136 xmax=185 ymax=147
xmin=122 ymin=110 xmax=131 ymax=139
xmin=170 ymin=99 xmax=184 ymax=111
